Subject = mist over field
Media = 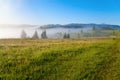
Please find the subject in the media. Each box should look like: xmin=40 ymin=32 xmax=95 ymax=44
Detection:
xmin=0 ymin=23 xmax=120 ymax=39
xmin=0 ymin=24 xmax=92 ymax=39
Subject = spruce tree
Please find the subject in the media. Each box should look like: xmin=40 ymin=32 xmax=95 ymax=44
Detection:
xmin=21 ymin=30 xmax=27 ymax=39
xmin=41 ymin=30 xmax=47 ymax=39
xmin=32 ymin=31 xmax=39 ymax=39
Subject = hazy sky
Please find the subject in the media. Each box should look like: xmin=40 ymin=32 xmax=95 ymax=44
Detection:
xmin=0 ymin=0 xmax=120 ymax=25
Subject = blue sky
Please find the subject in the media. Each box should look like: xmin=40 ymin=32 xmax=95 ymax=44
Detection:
xmin=0 ymin=0 xmax=120 ymax=25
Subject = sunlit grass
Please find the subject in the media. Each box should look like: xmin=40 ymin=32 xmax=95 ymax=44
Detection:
xmin=0 ymin=38 xmax=120 ymax=80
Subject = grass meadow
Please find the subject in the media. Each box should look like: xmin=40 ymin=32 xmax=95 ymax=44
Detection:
xmin=0 ymin=38 xmax=120 ymax=80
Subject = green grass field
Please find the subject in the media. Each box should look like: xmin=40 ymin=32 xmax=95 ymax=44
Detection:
xmin=0 ymin=38 xmax=120 ymax=80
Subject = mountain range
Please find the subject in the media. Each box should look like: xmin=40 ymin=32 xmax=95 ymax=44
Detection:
xmin=0 ymin=23 xmax=120 ymax=30
xmin=40 ymin=23 xmax=120 ymax=30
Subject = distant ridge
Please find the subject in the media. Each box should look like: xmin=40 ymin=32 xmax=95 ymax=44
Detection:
xmin=0 ymin=23 xmax=120 ymax=30
xmin=40 ymin=23 xmax=120 ymax=30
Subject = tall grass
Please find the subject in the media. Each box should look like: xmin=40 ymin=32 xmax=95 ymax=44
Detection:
xmin=0 ymin=38 xmax=120 ymax=80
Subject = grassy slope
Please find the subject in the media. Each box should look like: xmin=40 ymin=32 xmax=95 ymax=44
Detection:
xmin=0 ymin=38 xmax=120 ymax=80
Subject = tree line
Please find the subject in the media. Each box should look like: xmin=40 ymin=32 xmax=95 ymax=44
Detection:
xmin=21 ymin=30 xmax=47 ymax=39
xmin=21 ymin=30 xmax=71 ymax=39
xmin=21 ymin=26 xmax=118 ymax=39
